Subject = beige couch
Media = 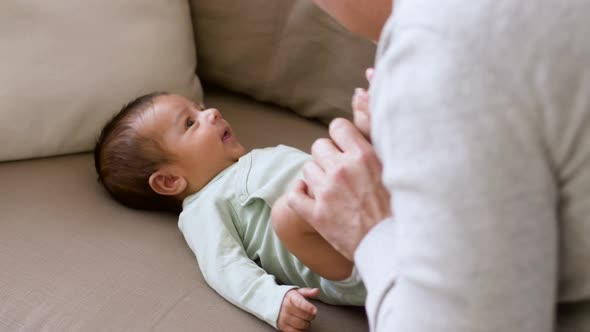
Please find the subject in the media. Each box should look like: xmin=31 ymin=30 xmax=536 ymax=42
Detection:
xmin=0 ymin=1 xmax=374 ymax=331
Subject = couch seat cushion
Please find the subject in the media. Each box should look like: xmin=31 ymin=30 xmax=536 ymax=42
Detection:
xmin=0 ymin=87 xmax=368 ymax=331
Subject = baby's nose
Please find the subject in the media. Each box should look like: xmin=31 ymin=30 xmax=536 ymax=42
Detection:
xmin=204 ymin=108 xmax=221 ymax=124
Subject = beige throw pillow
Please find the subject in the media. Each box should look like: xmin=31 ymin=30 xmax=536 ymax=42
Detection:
xmin=190 ymin=0 xmax=376 ymax=124
xmin=0 ymin=1 xmax=202 ymax=162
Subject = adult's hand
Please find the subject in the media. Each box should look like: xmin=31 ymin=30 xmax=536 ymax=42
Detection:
xmin=288 ymin=119 xmax=392 ymax=260
xmin=352 ymin=67 xmax=374 ymax=140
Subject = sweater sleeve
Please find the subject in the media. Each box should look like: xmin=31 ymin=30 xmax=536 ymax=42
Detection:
xmin=179 ymin=198 xmax=295 ymax=328
xmin=354 ymin=218 xmax=397 ymax=329
xmin=361 ymin=20 xmax=558 ymax=332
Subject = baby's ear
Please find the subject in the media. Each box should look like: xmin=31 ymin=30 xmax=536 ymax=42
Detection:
xmin=148 ymin=169 xmax=187 ymax=196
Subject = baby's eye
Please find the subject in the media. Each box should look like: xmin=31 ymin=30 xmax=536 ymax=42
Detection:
xmin=186 ymin=118 xmax=195 ymax=129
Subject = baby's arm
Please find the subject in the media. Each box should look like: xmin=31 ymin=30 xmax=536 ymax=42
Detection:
xmin=181 ymin=198 xmax=302 ymax=329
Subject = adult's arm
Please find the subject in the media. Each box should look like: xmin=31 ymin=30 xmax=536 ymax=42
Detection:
xmin=360 ymin=13 xmax=558 ymax=331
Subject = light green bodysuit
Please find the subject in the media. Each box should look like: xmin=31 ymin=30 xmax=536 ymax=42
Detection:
xmin=179 ymin=145 xmax=366 ymax=328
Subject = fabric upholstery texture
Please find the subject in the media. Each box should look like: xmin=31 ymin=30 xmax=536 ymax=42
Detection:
xmin=0 ymin=87 xmax=368 ymax=331
xmin=190 ymin=0 xmax=376 ymax=123
xmin=0 ymin=0 xmax=202 ymax=162
xmin=1 ymin=1 xmax=373 ymax=329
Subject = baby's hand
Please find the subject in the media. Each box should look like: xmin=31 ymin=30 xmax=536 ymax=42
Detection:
xmin=352 ymin=67 xmax=374 ymax=140
xmin=277 ymin=288 xmax=319 ymax=331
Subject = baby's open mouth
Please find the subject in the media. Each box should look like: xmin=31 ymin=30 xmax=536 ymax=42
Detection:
xmin=222 ymin=128 xmax=232 ymax=142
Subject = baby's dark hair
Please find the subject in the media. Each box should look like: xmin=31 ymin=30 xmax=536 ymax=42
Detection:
xmin=94 ymin=91 xmax=182 ymax=213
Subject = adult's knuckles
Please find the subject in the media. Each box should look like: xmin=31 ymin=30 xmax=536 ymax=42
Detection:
xmin=330 ymin=165 xmax=349 ymax=181
xmin=318 ymin=187 xmax=339 ymax=206
xmin=356 ymin=148 xmax=377 ymax=165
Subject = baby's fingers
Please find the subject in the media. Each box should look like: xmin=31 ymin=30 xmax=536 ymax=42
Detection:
xmin=296 ymin=288 xmax=320 ymax=298
xmin=290 ymin=301 xmax=317 ymax=322
xmin=291 ymin=292 xmax=318 ymax=316
xmin=283 ymin=314 xmax=312 ymax=331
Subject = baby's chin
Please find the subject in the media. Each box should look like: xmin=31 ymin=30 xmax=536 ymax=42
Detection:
xmin=235 ymin=144 xmax=247 ymax=159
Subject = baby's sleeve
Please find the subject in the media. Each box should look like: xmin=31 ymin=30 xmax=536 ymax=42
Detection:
xmin=245 ymin=145 xmax=311 ymax=207
xmin=179 ymin=197 xmax=295 ymax=328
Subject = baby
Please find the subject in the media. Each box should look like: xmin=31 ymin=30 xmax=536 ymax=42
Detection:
xmin=94 ymin=70 xmax=373 ymax=331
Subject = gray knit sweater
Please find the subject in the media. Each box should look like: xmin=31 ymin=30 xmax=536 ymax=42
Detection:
xmin=355 ymin=0 xmax=590 ymax=331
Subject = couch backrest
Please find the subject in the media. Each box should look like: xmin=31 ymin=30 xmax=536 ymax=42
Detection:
xmin=190 ymin=0 xmax=376 ymax=124
xmin=0 ymin=0 xmax=375 ymax=162
xmin=0 ymin=0 xmax=202 ymax=162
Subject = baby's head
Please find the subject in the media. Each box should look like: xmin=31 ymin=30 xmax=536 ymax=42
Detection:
xmin=94 ymin=93 xmax=246 ymax=213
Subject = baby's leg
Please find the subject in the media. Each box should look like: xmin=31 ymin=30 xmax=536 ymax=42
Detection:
xmin=271 ymin=194 xmax=353 ymax=281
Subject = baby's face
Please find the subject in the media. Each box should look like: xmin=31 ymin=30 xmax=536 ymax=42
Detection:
xmin=139 ymin=94 xmax=246 ymax=192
